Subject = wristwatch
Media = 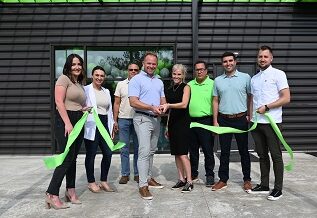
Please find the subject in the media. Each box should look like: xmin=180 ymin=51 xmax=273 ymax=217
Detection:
xmin=265 ymin=105 xmax=270 ymax=111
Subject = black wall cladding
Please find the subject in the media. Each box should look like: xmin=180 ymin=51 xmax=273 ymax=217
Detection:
xmin=0 ymin=2 xmax=316 ymax=153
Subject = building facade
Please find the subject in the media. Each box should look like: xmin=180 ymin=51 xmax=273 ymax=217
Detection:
xmin=0 ymin=1 xmax=316 ymax=154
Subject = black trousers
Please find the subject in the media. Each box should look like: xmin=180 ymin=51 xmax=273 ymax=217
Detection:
xmin=46 ymin=110 xmax=84 ymax=196
xmin=218 ymin=114 xmax=251 ymax=183
xmin=251 ymin=123 xmax=284 ymax=190
xmin=84 ymin=114 xmax=112 ymax=183
xmin=189 ymin=116 xmax=215 ymax=178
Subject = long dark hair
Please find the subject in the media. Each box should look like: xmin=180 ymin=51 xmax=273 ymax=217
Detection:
xmin=62 ymin=54 xmax=86 ymax=84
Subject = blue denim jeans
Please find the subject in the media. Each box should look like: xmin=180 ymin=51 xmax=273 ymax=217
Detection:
xmin=118 ymin=118 xmax=139 ymax=176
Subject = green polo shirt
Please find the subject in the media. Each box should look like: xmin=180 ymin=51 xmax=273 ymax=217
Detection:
xmin=188 ymin=76 xmax=214 ymax=117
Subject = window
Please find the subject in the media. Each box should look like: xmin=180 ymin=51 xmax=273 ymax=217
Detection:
xmin=53 ymin=45 xmax=174 ymax=152
xmin=54 ymin=47 xmax=84 ymax=78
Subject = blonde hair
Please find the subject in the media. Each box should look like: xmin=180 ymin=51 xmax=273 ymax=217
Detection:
xmin=172 ymin=64 xmax=187 ymax=82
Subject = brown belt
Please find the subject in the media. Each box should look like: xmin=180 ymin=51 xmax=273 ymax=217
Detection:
xmin=219 ymin=111 xmax=247 ymax=119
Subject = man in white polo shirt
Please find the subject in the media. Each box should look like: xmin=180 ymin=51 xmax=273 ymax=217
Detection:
xmin=249 ymin=45 xmax=290 ymax=201
xmin=113 ymin=63 xmax=140 ymax=185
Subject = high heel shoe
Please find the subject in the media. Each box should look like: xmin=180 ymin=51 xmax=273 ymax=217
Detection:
xmin=45 ymin=194 xmax=69 ymax=210
xmin=99 ymin=183 xmax=115 ymax=192
xmin=65 ymin=190 xmax=82 ymax=204
xmin=88 ymin=183 xmax=101 ymax=193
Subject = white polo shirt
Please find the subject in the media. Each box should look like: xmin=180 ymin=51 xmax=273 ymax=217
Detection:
xmin=114 ymin=78 xmax=135 ymax=119
xmin=251 ymin=65 xmax=289 ymax=124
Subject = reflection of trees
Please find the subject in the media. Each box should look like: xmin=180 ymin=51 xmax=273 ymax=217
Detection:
xmin=106 ymin=51 xmax=144 ymax=70
xmin=106 ymin=56 xmax=128 ymax=70
xmin=104 ymin=49 xmax=173 ymax=70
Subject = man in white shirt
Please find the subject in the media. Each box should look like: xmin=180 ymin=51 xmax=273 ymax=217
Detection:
xmin=249 ymin=45 xmax=290 ymax=201
xmin=113 ymin=63 xmax=140 ymax=184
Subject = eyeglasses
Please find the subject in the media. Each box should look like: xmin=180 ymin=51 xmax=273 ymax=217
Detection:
xmin=128 ymin=69 xmax=139 ymax=72
xmin=195 ymin=68 xmax=206 ymax=72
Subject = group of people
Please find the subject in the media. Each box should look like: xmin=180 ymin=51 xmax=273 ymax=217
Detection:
xmin=45 ymin=45 xmax=290 ymax=209
xmin=45 ymin=55 xmax=140 ymax=209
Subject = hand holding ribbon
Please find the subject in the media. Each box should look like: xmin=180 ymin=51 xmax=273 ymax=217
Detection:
xmin=43 ymin=108 xmax=125 ymax=170
xmin=91 ymin=108 xmax=125 ymax=151
xmin=43 ymin=111 xmax=89 ymax=169
xmin=190 ymin=112 xmax=294 ymax=171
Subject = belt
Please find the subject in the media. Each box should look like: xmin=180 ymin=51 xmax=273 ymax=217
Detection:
xmin=136 ymin=111 xmax=158 ymax=118
xmin=219 ymin=111 xmax=247 ymax=119
xmin=190 ymin=116 xmax=212 ymax=122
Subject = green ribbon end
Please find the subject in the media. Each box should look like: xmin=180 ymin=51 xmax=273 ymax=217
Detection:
xmin=190 ymin=113 xmax=295 ymax=171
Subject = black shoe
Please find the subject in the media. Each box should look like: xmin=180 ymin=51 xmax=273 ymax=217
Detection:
xmin=249 ymin=184 xmax=270 ymax=194
xmin=267 ymin=189 xmax=283 ymax=201
xmin=205 ymin=176 xmax=215 ymax=187
xmin=172 ymin=180 xmax=187 ymax=189
xmin=181 ymin=182 xmax=193 ymax=193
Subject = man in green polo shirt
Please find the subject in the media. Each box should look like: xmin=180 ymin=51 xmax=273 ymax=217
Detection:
xmin=188 ymin=60 xmax=215 ymax=187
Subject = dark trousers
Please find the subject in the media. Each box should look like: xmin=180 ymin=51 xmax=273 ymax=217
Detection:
xmin=84 ymin=114 xmax=112 ymax=183
xmin=251 ymin=123 xmax=284 ymax=190
xmin=189 ymin=116 xmax=215 ymax=178
xmin=47 ymin=110 xmax=84 ymax=196
xmin=218 ymin=114 xmax=251 ymax=183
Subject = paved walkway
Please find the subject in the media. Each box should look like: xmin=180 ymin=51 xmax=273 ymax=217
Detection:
xmin=0 ymin=153 xmax=316 ymax=218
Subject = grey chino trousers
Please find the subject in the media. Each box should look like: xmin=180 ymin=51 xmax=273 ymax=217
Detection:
xmin=133 ymin=113 xmax=161 ymax=188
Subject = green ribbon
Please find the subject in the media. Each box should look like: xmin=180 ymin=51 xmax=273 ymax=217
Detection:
xmin=263 ymin=113 xmax=294 ymax=171
xmin=190 ymin=113 xmax=294 ymax=171
xmin=43 ymin=111 xmax=89 ymax=169
xmin=44 ymin=108 xmax=125 ymax=169
xmin=91 ymin=108 xmax=126 ymax=151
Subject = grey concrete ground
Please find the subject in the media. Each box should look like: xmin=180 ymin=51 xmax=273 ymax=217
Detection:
xmin=0 ymin=152 xmax=316 ymax=218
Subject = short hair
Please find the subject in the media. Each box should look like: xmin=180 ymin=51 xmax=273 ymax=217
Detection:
xmin=221 ymin=52 xmax=236 ymax=61
xmin=172 ymin=64 xmax=187 ymax=82
xmin=128 ymin=62 xmax=140 ymax=69
xmin=259 ymin=45 xmax=273 ymax=56
xmin=194 ymin=60 xmax=208 ymax=70
xmin=62 ymin=53 xmax=85 ymax=84
xmin=91 ymin=65 xmax=106 ymax=75
xmin=143 ymin=52 xmax=158 ymax=61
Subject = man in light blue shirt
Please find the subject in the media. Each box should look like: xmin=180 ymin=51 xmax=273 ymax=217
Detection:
xmin=212 ymin=52 xmax=252 ymax=192
xmin=128 ymin=52 xmax=166 ymax=200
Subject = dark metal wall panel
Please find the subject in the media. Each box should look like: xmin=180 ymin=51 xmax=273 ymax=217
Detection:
xmin=198 ymin=3 xmax=317 ymax=151
xmin=0 ymin=2 xmax=316 ymax=154
xmin=0 ymin=3 xmax=193 ymax=154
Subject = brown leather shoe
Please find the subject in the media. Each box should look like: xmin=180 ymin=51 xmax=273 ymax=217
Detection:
xmin=211 ymin=181 xmax=227 ymax=191
xmin=148 ymin=178 xmax=164 ymax=189
xmin=119 ymin=176 xmax=129 ymax=184
xmin=134 ymin=175 xmax=139 ymax=183
xmin=139 ymin=186 xmax=153 ymax=200
xmin=243 ymin=180 xmax=252 ymax=193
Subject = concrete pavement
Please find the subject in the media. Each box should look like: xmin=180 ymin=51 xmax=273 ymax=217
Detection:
xmin=0 ymin=153 xmax=316 ymax=218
